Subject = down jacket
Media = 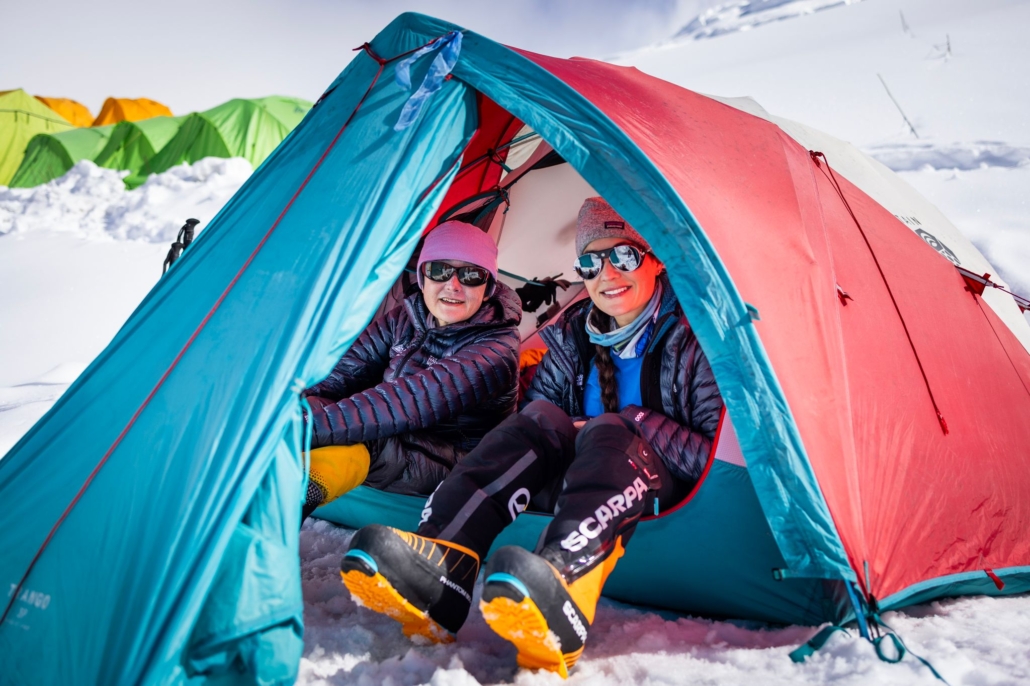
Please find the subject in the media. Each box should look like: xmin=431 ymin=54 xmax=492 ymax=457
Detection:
xmin=525 ymin=275 xmax=723 ymax=486
xmin=305 ymin=282 xmax=522 ymax=494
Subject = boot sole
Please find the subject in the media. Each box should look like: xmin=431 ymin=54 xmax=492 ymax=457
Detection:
xmin=480 ymin=578 xmax=581 ymax=678
xmin=341 ymin=554 xmax=454 ymax=645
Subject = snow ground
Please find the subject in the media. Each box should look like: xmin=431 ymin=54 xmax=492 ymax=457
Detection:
xmin=1 ymin=0 xmax=1029 ymax=683
xmin=297 ymin=519 xmax=1030 ymax=686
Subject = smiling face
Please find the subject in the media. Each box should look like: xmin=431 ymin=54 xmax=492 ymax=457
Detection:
xmin=581 ymin=237 xmax=662 ymax=327
xmin=421 ymin=259 xmax=489 ymax=326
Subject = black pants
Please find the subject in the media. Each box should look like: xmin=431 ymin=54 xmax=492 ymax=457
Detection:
xmin=417 ymin=400 xmax=687 ymax=580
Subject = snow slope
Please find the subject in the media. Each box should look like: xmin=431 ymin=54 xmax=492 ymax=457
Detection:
xmin=1 ymin=0 xmax=1029 ymax=683
xmin=618 ymin=0 xmax=1030 ymax=300
xmin=675 ymin=0 xmax=867 ymax=41
xmin=623 ymin=0 xmax=1030 ymax=147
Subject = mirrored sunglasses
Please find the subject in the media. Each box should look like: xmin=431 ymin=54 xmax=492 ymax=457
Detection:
xmin=422 ymin=261 xmax=491 ymax=287
xmin=573 ymin=244 xmax=648 ymax=280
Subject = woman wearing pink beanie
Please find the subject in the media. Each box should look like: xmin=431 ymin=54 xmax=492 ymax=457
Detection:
xmin=301 ymin=220 xmax=521 ymax=519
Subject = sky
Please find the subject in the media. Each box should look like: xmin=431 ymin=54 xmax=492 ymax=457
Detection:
xmin=3 ymin=0 xmax=710 ymax=115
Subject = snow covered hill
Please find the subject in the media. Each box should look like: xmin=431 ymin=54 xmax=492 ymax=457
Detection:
xmin=674 ymin=0 xmax=867 ymax=41
xmin=618 ymin=0 xmax=1030 ymax=295
xmin=1 ymin=0 xmax=1028 ymax=683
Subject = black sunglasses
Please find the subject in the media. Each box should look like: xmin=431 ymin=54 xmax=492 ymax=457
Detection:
xmin=573 ymin=244 xmax=649 ymax=280
xmin=422 ymin=261 xmax=491 ymax=287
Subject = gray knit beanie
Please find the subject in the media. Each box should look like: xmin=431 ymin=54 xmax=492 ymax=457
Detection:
xmin=575 ymin=197 xmax=647 ymax=255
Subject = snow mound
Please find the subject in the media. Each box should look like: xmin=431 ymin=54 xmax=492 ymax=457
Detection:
xmin=0 ymin=157 xmax=252 ymax=243
xmin=27 ymin=363 xmax=89 ymax=386
xmin=674 ymin=0 xmax=864 ymax=41
xmin=867 ymin=141 xmax=1030 ymax=172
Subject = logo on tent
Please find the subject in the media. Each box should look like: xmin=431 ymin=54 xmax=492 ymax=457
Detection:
xmin=914 ymin=228 xmax=961 ymax=265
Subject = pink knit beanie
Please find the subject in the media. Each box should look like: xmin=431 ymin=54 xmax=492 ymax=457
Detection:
xmin=416 ymin=220 xmax=499 ymax=289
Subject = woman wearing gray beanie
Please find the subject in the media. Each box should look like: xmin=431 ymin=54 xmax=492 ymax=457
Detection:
xmin=342 ymin=198 xmax=723 ymax=677
xmin=300 ymin=220 xmax=522 ymax=520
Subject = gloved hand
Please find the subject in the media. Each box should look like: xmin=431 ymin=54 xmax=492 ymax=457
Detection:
xmin=515 ymin=274 xmax=571 ymax=313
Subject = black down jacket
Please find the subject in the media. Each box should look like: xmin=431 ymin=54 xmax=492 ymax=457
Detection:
xmin=525 ymin=275 xmax=723 ymax=486
xmin=305 ymin=282 xmax=522 ymax=494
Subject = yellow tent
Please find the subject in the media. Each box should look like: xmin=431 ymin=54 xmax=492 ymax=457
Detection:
xmin=0 ymin=89 xmax=73 ymax=185
xmin=92 ymin=97 xmax=173 ymax=126
xmin=35 ymin=96 xmax=94 ymax=127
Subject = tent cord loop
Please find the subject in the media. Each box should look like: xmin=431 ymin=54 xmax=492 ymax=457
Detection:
xmin=355 ymin=42 xmax=387 ymax=66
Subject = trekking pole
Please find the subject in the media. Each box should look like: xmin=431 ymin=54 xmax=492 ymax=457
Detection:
xmin=163 ymin=218 xmax=200 ymax=274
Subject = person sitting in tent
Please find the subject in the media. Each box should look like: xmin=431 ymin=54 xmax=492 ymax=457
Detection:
xmin=339 ymin=197 xmax=724 ymax=676
xmin=301 ymin=220 xmax=522 ymax=520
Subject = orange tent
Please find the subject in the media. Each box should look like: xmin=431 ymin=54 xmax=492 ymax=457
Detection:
xmin=35 ymin=96 xmax=94 ymax=127
xmin=92 ymin=97 xmax=173 ymax=126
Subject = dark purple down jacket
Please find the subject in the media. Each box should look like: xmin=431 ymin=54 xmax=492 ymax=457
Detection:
xmin=524 ymin=276 xmax=723 ymax=486
xmin=305 ymin=282 xmax=522 ymax=494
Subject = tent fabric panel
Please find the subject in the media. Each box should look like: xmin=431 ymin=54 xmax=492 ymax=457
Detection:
xmin=0 ymin=89 xmax=74 ymax=185
xmin=8 ymin=136 xmax=75 ymax=188
xmin=35 ymin=96 xmax=94 ymax=127
xmin=94 ymin=122 xmax=156 ymax=176
xmin=813 ymin=169 xmax=1030 ymax=601
xmin=0 ymin=26 xmax=476 ymax=683
xmin=141 ymin=98 xmax=313 ymax=182
xmin=711 ymin=95 xmax=1030 ymax=354
xmin=140 ymin=113 xmax=233 ymax=178
xmin=450 ymin=41 xmax=852 ymax=581
xmin=92 ymin=97 xmax=173 ymax=126
xmin=252 ymin=96 xmax=314 ymax=130
xmin=204 ymin=100 xmax=294 ymax=168
xmin=429 ymin=93 xmax=522 ymax=229
xmin=8 ymin=125 xmax=114 ymax=188
xmin=95 ymin=116 xmax=186 ymax=186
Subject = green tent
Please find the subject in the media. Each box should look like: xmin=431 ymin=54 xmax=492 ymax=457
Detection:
xmin=8 ymin=125 xmax=115 ymax=188
xmin=0 ymin=89 xmax=74 ymax=186
xmin=94 ymin=116 xmax=185 ymax=187
xmin=140 ymin=96 xmax=311 ymax=184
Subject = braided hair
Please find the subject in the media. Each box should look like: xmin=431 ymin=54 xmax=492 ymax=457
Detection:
xmin=589 ymin=306 xmax=621 ymax=414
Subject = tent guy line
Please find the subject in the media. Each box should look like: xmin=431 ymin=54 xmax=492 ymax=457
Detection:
xmin=811 ymin=149 xmax=948 ymax=434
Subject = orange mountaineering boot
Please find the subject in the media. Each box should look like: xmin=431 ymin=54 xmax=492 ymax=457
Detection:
xmin=340 ymin=524 xmax=480 ymax=644
xmin=478 ymin=538 xmax=625 ymax=678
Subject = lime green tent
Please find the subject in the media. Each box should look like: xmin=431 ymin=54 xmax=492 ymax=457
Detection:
xmin=140 ymin=96 xmax=311 ymax=183
xmin=1 ymin=89 xmax=74 ymax=186
xmin=94 ymin=116 xmax=185 ymax=187
xmin=8 ymin=125 xmax=115 ymax=188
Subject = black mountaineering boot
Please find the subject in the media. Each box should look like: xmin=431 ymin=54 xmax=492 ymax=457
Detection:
xmin=479 ymin=540 xmax=625 ymax=678
xmin=340 ymin=524 xmax=480 ymax=643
